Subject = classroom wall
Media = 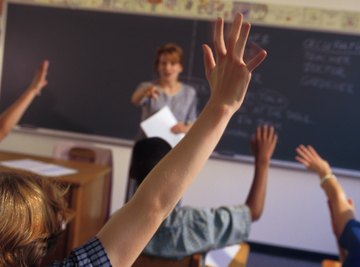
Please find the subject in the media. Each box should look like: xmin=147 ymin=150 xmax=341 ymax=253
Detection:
xmin=2 ymin=129 xmax=360 ymax=255
xmin=1 ymin=0 xmax=360 ymax=256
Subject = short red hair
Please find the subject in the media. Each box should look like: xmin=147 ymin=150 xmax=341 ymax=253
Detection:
xmin=154 ymin=43 xmax=184 ymax=71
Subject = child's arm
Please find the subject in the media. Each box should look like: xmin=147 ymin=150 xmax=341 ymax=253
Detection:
xmin=246 ymin=125 xmax=277 ymax=221
xmin=0 ymin=60 xmax=49 ymax=141
xmin=97 ymin=14 xmax=267 ymax=267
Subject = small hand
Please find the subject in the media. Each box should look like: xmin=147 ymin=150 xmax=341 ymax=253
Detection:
xmin=29 ymin=60 xmax=49 ymax=95
xmin=171 ymin=122 xmax=189 ymax=134
xmin=250 ymin=125 xmax=278 ymax=163
xmin=144 ymin=86 xmax=160 ymax=101
xmin=202 ymin=13 xmax=267 ymax=115
xmin=295 ymin=145 xmax=331 ymax=177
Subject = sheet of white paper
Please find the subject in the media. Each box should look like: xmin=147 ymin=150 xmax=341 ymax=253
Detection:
xmin=140 ymin=106 xmax=185 ymax=147
xmin=0 ymin=159 xmax=78 ymax=177
xmin=205 ymin=244 xmax=241 ymax=267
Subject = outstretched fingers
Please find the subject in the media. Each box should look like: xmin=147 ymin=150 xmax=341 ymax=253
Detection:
xmin=261 ymin=124 xmax=268 ymax=140
xmin=202 ymin=44 xmax=216 ymax=82
xmin=31 ymin=60 xmax=49 ymax=92
xmin=212 ymin=13 xmax=267 ymax=73
xmin=257 ymin=124 xmax=272 ymax=142
xmin=234 ymin=22 xmax=250 ymax=60
xmin=256 ymin=124 xmax=262 ymax=141
xmin=295 ymin=145 xmax=315 ymax=167
xmin=246 ymin=50 xmax=267 ymax=72
xmin=214 ymin=17 xmax=226 ymax=61
xmin=262 ymin=125 xmax=277 ymax=146
xmin=226 ymin=13 xmax=243 ymax=59
xmin=38 ymin=60 xmax=49 ymax=81
xmin=266 ymin=125 xmax=277 ymax=145
xmin=230 ymin=13 xmax=267 ymax=72
xmin=300 ymin=144 xmax=319 ymax=159
xmin=254 ymin=125 xmax=277 ymax=160
xmin=307 ymin=145 xmax=321 ymax=158
xmin=202 ymin=13 xmax=268 ymax=114
xmin=295 ymin=154 xmax=310 ymax=168
xmin=295 ymin=146 xmax=308 ymax=161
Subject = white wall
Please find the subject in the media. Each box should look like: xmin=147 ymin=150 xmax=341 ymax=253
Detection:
xmin=1 ymin=130 xmax=360 ymax=255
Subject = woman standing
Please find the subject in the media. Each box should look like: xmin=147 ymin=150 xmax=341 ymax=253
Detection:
xmin=131 ymin=43 xmax=197 ymax=140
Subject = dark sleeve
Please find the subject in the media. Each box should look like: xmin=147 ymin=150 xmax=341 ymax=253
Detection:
xmin=339 ymin=219 xmax=360 ymax=267
xmin=49 ymin=237 xmax=112 ymax=267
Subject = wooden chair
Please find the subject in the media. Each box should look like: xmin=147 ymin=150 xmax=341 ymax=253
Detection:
xmin=53 ymin=141 xmax=113 ymax=220
xmin=322 ymin=259 xmax=342 ymax=267
xmin=229 ymin=243 xmax=250 ymax=267
xmin=205 ymin=243 xmax=250 ymax=267
xmin=68 ymin=147 xmax=96 ymax=162
xmin=132 ymin=243 xmax=250 ymax=267
xmin=132 ymin=253 xmax=202 ymax=267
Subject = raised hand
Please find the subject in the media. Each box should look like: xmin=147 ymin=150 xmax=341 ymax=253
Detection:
xmin=251 ymin=125 xmax=278 ymax=163
xmin=202 ymin=13 xmax=267 ymax=115
xmin=245 ymin=125 xmax=277 ymax=221
xmin=295 ymin=145 xmax=332 ymax=177
xmin=28 ymin=60 xmax=49 ymax=95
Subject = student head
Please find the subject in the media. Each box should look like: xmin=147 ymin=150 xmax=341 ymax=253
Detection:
xmin=0 ymin=172 xmax=68 ymax=267
xmin=154 ymin=43 xmax=184 ymax=80
xmin=130 ymin=137 xmax=172 ymax=185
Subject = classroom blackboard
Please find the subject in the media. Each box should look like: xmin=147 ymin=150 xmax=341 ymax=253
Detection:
xmin=1 ymin=3 xmax=360 ymax=175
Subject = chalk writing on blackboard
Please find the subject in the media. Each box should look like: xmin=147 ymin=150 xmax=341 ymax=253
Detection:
xmin=2 ymin=3 xmax=360 ymax=175
xmin=301 ymin=38 xmax=356 ymax=95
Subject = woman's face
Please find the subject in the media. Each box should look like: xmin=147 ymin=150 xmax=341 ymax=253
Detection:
xmin=157 ymin=53 xmax=183 ymax=82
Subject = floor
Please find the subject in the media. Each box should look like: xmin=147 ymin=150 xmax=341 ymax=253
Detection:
xmin=245 ymin=242 xmax=338 ymax=267
xmin=247 ymin=251 xmax=322 ymax=267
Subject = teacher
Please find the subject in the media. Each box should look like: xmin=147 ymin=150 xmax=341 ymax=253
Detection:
xmin=131 ymin=43 xmax=197 ymax=140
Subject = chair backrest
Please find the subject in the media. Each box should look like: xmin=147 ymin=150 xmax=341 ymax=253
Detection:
xmin=229 ymin=243 xmax=250 ymax=267
xmin=68 ymin=147 xmax=96 ymax=163
xmin=53 ymin=141 xmax=112 ymax=166
xmin=53 ymin=141 xmax=113 ymax=219
xmin=132 ymin=253 xmax=202 ymax=267
xmin=132 ymin=243 xmax=249 ymax=267
xmin=205 ymin=243 xmax=250 ymax=267
xmin=125 ymin=137 xmax=172 ymax=203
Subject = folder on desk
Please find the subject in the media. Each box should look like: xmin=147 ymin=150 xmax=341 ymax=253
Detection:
xmin=0 ymin=158 xmax=78 ymax=177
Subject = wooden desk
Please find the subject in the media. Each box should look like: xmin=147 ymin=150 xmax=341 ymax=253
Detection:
xmin=0 ymin=150 xmax=111 ymax=264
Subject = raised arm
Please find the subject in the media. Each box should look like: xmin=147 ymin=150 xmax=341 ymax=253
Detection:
xmin=0 ymin=60 xmax=49 ymax=141
xmin=97 ymin=14 xmax=267 ymax=267
xmin=246 ymin=125 xmax=277 ymax=221
xmin=295 ymin=145 xmax=355 ymax=239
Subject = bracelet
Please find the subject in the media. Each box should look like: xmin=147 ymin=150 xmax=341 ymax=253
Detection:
xmin=320 ymin=173 xmax=336 ymax=187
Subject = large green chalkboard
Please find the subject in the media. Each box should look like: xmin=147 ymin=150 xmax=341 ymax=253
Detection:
xmin=210 ymin=24 xmax=360 ymax=175
xmin=1 ymin=3 xmax=360 ymax=175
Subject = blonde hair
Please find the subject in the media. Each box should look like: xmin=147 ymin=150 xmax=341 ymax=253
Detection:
xmin=0 ymin=172 xmax=68 ymax=267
